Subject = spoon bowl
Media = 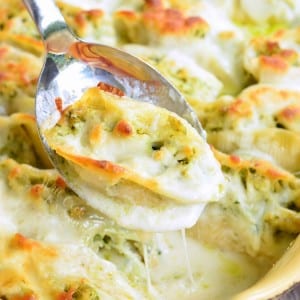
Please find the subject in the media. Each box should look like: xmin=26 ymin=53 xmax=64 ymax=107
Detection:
xmin=23 ymin=0 xmax=207 ymax=230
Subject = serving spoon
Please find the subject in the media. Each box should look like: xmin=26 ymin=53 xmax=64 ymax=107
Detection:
xmin=24 ymin=0 xmax=205 ymax=132
xmin=23 ymin=0 xmax=206 ymax=224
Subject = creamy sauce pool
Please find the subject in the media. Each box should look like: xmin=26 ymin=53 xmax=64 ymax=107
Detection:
xmin=146 ymin=231 xmax=265 ymax=300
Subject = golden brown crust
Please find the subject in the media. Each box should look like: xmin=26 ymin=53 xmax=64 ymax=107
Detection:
xmin=142 ymin=8 xmax=208 ymax=35
xmin=278 ymin=104 xmax=300 ymax=122
xmin=12 ymin=233 xmax=57 ymax=257
xmin=55 ymin=176 xmax=67 ymax=189
xmin=29 ymin=184 xmax=45 ymax=200
xmin=144 ymin=0 xmax=163 ymax=10
xmin=226 ymin=98 xmax=253 ymax=118
xmin=55 ymin=148 xmax=126 ymax=182
xmin=0 ymin=1 xmax=44 ymax=55
xmin=259 ymin=55 xmax=289 ymax=74
xmin=88 ymin=124 xmax=102 ymax=146
xmin=56 ymin=1 xmax=104 ymax=38
xmin=202 ymin=85 xmax=300 ymax=136
xmin=54 ymin=147 xmax=164 ymax=194
xmin=244 ymin=27 xmax=300 ymax=83
xmin=0 ymin=43 xmax=40 ymax=90
xmin=113 ymin=119 xmax=133 ymax=137
xmin=114 ymin=2 xmax=209 ymax=42
xmin=212 ymin=148 xmax=293 ymax=181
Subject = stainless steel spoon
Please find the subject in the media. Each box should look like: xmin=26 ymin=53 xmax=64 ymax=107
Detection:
xmin=23 ymin=0 xmax=205 ymax=131
xmin=23 ymin=0 xmax=206 ymax=205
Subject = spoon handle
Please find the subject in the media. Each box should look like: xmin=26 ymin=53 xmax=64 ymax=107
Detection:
xmin=23 ymin=0 xmax=75 ymax=52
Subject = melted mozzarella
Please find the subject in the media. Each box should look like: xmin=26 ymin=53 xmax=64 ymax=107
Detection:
xmin=0 ymin=162 xmax=263 ymax=299
xmin=149 ymin=232 xmax=264 ymax=300
xmin=0 ymin=231 xmax=145 ymax=300
xmin=45 ymin=88 xmax=224 ymax=231
xmin=0 ymin=178 xmax=80 ymax=243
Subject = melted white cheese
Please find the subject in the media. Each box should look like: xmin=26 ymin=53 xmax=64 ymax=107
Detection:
xmin=70 ymin=172 xmax=207 ymax=231
xmin=149 ymin=232 xmax=264 ymax=300
xmin=0 ymin=179 xmax=80 ymax=243
xmin=45 ymin=88 xmax=225 ymax=231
